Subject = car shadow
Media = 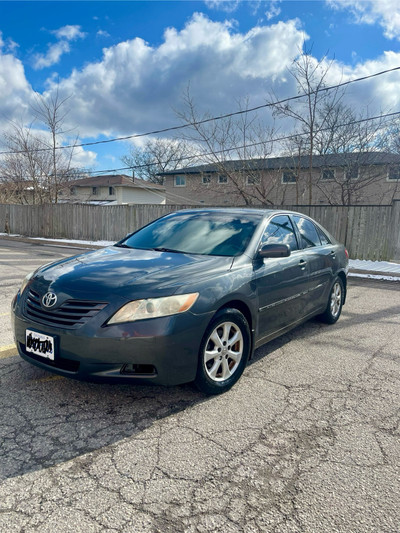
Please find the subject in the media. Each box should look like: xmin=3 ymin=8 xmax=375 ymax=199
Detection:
xmin=0 ymin=358 xmax=208 ymax=482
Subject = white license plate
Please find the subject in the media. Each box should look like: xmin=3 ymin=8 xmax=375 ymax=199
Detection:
xmin=26 ymin=329 xmax=55 ymax=360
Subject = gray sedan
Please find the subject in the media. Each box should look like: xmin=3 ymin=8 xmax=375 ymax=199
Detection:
xmin=12 ymin=208 xmax=348 ymax=395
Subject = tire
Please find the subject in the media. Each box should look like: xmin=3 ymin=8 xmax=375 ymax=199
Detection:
xmin=194 ymin=308 xmax=251 ymax=395
xmin=318 ymin=277 xmax=344 ymax=324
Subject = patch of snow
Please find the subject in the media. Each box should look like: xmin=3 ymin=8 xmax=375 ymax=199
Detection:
xmin=349 ymin=259 xmax=400 ymax=274
xmin=348 ymin=273 xmax=400 ymax=282
xmin=0 ymin=233 xmax=114 ymax=247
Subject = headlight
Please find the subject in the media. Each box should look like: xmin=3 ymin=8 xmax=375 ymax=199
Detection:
xmin=20 ymin=270 xmax=35 ymax=294
xmin=107 ymin=293 xmax=199 ymax=324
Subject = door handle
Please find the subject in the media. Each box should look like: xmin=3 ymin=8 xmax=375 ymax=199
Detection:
xmin=328 ymin=250 xmax=336 ymax=259
xmin=299 ymin=259 xmax=307 ymax=270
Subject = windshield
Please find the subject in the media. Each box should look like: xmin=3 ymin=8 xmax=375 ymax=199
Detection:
xmin=117 ymin=211 xmax=262 ymax=256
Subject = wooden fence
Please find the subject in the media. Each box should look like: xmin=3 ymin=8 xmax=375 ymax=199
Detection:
xmin=1 ymin=202 xmax=399 ymax=261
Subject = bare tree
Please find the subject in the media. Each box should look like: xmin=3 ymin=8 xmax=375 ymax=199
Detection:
xmin=269 ymin=51 xmax=399 ymax=205
xmin=0 ymin=88 xmax=84 ymax=204
xmin=31 ymin=89 xmax=81 ymax=203
xmin=176 ymin=90 xmax=278 ymax=206
xmin=268 ymin=51 xmax=344 ymax=204
xmin=0 ymin=121 xmax=53 ymax=204
xmin=121 ymin=137 xmax=198 ymax=184
xmin=312 ymin=103 xmax=393 ymax=204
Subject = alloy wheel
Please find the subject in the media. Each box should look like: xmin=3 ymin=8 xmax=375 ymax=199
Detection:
xmin=203 ymin=321 xmax=243 ymax=382
xmin=330 ymin=281 xmax=342 ymax=318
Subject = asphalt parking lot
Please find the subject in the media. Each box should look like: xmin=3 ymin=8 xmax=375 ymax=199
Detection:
xmin=1 ymin=240 xmax=400 ymax=533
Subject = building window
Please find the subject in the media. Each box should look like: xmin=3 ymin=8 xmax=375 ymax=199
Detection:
xmin=109 ymin=186 xmax=115 ymax=196
xmin=247 ymin=176 xmax=261 ymax=185
xmin=282 ymin=171 xmax=297 ymax=184
xmin=70 ymin=187 xmax=76 ymax=196
xmin=388 ymin=166 xmax=400 ymax=180
xmin=346 ymin=165 xmax=359 ymax=180
xmin=174 ymin=176 xmax=186 ymax=187
xmin=321 ymin=169 xmax=335 ymax=181
xmin=218 ymin=175 xmax=228 ymax=184
xmin=92 ymin=187 xmax=98 ymax=195
xmin=202 ymin=174 xmax=211 ymax=184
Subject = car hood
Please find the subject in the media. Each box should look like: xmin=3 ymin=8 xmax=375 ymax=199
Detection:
xmin=33 ymin=246 xmax=234 ymax=300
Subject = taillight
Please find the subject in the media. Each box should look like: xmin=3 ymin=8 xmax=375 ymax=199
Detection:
xmin=345 ymin=248 xmax=349 ymax=259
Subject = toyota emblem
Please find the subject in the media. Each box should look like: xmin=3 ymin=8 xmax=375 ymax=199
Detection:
xmin=42 ymin=292 xmax=57 ymax=308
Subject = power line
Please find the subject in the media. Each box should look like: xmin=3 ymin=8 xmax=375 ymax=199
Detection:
xmin=1 ymin=65 xmax=400 ymax=157
xmin=80 ymin=109 xmax=400 ymax=176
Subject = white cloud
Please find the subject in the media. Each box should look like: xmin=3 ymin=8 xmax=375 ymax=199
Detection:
xmin=70 ymin=144 xmax=97 ymax=168
xmin=45 ymin=14 xmax=306 ymax=137
xmin=328 ymin=0 xmax=400 ymax=40
xmin=265 ymin=1 xmax=281 ymax=21
xmin=33 ymin=25 xmax=86 ymax=70
xmin=0 ymin=31 xmax=19 ymax=54
xmin=33 ymin=41 xmax=70 ymax=70
xmin=0 ymin=45 xmax=33 ymax=127
xmin=204 ymin=0 xmax=241 ymax=13
xmin=52 ymin=25 xmax=86 ymax=41
xmin=96 ymin=30 xmax=110 ymax=38
xmin=293 ymin=50 xmax=400 ymax=119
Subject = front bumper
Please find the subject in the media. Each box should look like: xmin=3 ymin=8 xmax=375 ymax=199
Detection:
xmin=13 ymin=302 xmax=213 ymax=387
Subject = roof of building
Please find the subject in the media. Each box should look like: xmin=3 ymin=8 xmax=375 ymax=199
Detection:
xmin=158 ymin=152 xmax=400 ymax=176
xmin=69 ymin=174 xmax=165 ymax=190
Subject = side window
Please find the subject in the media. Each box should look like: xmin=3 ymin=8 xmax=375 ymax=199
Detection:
xmin=316 ymin=226 xmax=331 ymax=245
xmin=262 ymin=215 xmax=298 ymax=251
xmin=293 ymin=216 xmax=321 ymax=248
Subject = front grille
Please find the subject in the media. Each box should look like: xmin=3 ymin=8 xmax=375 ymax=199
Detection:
xmin=24 ymin=289 xmax=108 ymax=329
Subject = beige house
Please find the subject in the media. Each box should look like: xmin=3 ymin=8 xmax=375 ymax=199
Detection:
xmin=60 ymin=174 xmax=166 ymax=204
xmin=160 ymin=152 xmax=400 ymax=206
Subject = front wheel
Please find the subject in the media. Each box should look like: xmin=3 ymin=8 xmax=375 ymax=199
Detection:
xmin=194 ymin=308 xmax=251 ymax=395
xmin=318 ymin=277 xmax=344 ymax=324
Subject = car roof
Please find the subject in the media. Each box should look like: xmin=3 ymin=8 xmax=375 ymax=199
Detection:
xmin=165 ymin=207 xmax=310 ymax=219
xmin=167 ymin=207 xmax=280 ymax=217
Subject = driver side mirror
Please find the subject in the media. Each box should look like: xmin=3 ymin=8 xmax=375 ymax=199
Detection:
xmin=257 ymin=243 xmax=291 ymax=259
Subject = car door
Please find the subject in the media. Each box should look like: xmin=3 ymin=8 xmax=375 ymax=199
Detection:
xmin=254 ymin=214 xmax=310 ymax=340
xmin=291 ymin=215 xmax=334 ymax=315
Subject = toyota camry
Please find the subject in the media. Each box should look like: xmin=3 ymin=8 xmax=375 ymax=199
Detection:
xmin=12 ymin=208 xmax=348 ymax=395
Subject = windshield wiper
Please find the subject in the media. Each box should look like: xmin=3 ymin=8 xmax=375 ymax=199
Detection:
xmin=151 ymin=247 xmax=181 ymax=253
xmin=114 ymin=243 xmax=132 ymax=249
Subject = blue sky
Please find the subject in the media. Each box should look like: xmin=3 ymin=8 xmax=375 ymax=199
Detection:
xmin=1 ymin=0 xmax=400 ymax=171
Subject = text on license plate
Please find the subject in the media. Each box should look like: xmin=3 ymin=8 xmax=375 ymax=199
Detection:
xmin=26 ymin=329 xmax=55 ymax=360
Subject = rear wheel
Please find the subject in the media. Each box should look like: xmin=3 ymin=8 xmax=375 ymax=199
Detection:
xmin=319 ymin=277 xmax=344 ymax=324
xmin=194 ymin=308 xmax=251 ymax=395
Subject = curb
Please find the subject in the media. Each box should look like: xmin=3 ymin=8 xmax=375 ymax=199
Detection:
xmin=0 ymin=234 xmax=104 ymax=250
xmin=349 ymin=268 xmax=400 ymax=279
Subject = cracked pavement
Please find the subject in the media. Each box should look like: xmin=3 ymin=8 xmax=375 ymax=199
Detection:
xmin=1 ymin=241 xmax=400 ymax=532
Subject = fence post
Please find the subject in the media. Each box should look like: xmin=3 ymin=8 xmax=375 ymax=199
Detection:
xmin=391 ymin=200 xmax=400 ymax=261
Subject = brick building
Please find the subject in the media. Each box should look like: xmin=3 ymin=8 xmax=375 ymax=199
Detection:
xmin=159 ymin=152 xmax=400 ymax=206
